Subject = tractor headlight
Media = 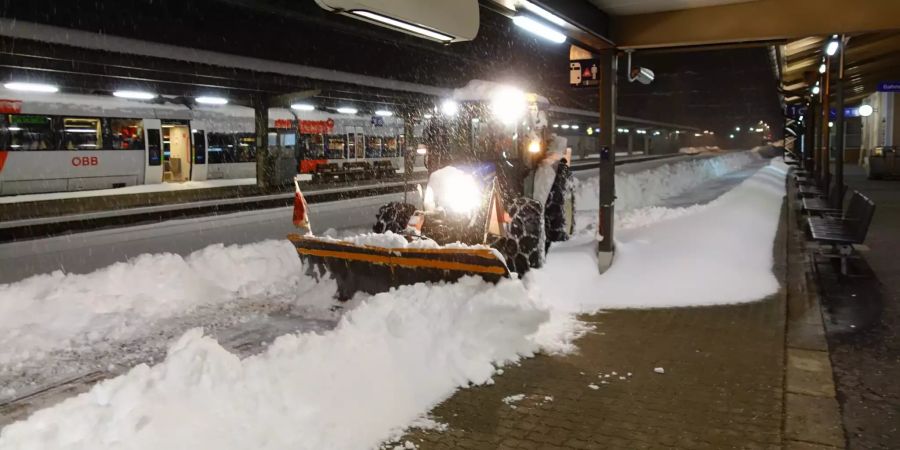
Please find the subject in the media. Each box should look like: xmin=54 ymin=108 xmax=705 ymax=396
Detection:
xmin=443 ymin=174 xmax=482 ymax=215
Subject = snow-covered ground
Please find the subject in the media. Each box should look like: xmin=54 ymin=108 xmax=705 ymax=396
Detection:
xmin=0 ymin=150 xmax=788 ymax=449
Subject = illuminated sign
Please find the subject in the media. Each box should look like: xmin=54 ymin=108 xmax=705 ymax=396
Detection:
xmin=0 ymin=99 xmax=22 ymax=114
xmin=274 ymin=119 xmax=294 ymax=129
xmin=299 ymin=118 xmax=335 ymax=134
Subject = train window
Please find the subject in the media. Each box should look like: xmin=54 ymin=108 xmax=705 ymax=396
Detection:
xmin=147 ymin=129 xmax=162 ymax=166
xmin=105 ymin=118 xmax=145 ymax=150
xmin=235 ymin=133 xmax=257 ymax=162
xmin=206 ymin=133 xmax=233 ymax=164
xmin=301 ymin=134 xmax=325 ymax=159
xmin=325 ymin=134 xmax=345 ymax=159
xmin=62 ymin=117 xmax=102 ymax=150
xmin=365 ymin=136 xmax=383 ymax=158
xmin=192 ymin=130 xmax=206 ymax=165
xmin=383 ymin=136 xmax=399 ymax=157
xmin=1 ymin=114 xmax=54 ymax=150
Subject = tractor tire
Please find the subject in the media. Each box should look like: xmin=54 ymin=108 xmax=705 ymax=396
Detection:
xmin=373 ymin=202 xmax=416 ymax=234
xmin=491 ymin=197 xmax=545 ymax=275
xmin=543 ymin=160 xmax=575 ymax=251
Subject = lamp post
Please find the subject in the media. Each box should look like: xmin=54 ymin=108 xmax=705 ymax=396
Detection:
xmin=832 ymin=35 xmax=847 ymax=208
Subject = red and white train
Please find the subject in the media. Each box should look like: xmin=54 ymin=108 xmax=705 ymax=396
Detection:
xmin=0 ymin=89 xmax=410 ymax=196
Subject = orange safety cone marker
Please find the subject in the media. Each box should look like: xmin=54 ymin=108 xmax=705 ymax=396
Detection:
xmin=292 ymin=178 xmax=311 ymax=233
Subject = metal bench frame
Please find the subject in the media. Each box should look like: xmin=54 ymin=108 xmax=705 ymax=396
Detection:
xmin=806 ymin=191 xmax=876 ymax=276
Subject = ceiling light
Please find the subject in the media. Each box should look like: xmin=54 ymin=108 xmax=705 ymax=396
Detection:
xmin=812 ymin=86 xmax=821 ymax=95
xmin=828 ymin=121 xmax=834 ymax=128
xmin=552 ymin=123 xmax=559 ymax=128
xmin=291 ymin=103 xmax=315 ymax=111
xmin=819 ymin=63 xmax=826 ymax=74
xmin=423 ymin=113 xmax=433 ymax=119
xmin=337 ymin=107 xmax=358 ymax=115
xmin=826 ymin=40 xmax=839 ymax=56
xmin=561 ymin=124 xmax=570 ymax=129
xmin=571 ymin=125 xmax=580 ymax=130
xmin=113 ymin=90 xmax=156 ymax=100
xmin=4 ymin=82 xmax=59 ymax=93
xmin=196 ymin=96 xmax=228 ymax=105
xmin=729 ymin=134 xmax=735 ymax=139
xmin=512 ymin=16 xmax=566 ymax=44
xmin=375 ymin=109 xmax=393 ymax=117
xmin=350 ymin=10 xmax=453 ymax=42
xmin=858 ymin=104 xmax=874 ymax=117
xmin=520 ymin=1 xmax=567 ymax=26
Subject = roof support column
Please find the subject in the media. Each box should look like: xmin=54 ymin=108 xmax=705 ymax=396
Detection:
xmin=597 ymin=50 xmax=617 ymax=273
xmin=832 ymin=35 xmax=847 ymax=208
xmin=253 ymin=95 xmax=274 ymax=189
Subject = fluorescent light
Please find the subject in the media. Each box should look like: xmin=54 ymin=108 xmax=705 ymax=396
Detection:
xmin=351 ymin=10 xmax=453 ymax=42
xmin=440 ymin=99 xmax=459 ymax=116
xmin=65 ymin=128 xmax=97 ymax=133
xmin=552 ymin=124 xmax=559 ymax=128
xmin=859 ymin=104 xmax=874 ymax=117
xmin=7 ymin=127 xmax=21 ymax=131
xmin=113 ymin=90 xmax=156 ymax=100
xmin=571 ymin=125 xmax=580 ymax=130
xmin=337 ymin=107 xmax=358 ymax=115
xmin=423 ymin=113 xmax=433 ymax=119
xmin=4 ymin=82 xmax=59 ymax=93
xmin=513 ymin=16 xmax=566 ymax=44
xmin=826 ymin=40 xmax=839 ymax=56
xmin=561 ymin=124 xmax=570 ymax=129
xmin=291 ymin=103 xmax=315 ymax=111
xmin=375 ymin=109 xmax=393 ymax=117
xmin=520 ymin=1 xmax=567 ymax=26
xmin=196 ymin=96 xmax=228 ymax=105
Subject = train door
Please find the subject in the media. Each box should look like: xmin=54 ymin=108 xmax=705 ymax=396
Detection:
xmin=162 ymin=121 xmax=191 ymax=182
xmin=144 ymin=119 xmax=163 ymax=185
xmin=191 ymin=126 xmax=208 ymax=181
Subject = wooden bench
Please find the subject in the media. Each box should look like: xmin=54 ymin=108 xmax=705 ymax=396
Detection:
xmin=807 ymin=191 xmax=876 ymax=275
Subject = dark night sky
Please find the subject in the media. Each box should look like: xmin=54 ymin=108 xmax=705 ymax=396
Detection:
xmin=0 ymin=0 xmax=782 ymax=140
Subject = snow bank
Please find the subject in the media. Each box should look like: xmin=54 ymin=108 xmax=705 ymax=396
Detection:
xmin=0 ymin=240 xmax=325 ymax=367
xmin=0 ymin=277 xmax=562 ymax=450
xmin=575 ymin=151 xmax=760 ymax=214
xmin=533 ymin=158 xmax=788 ymax=311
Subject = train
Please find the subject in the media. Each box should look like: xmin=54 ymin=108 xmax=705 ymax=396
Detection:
xmin=0 ymin=88 xmax=414 ymax=196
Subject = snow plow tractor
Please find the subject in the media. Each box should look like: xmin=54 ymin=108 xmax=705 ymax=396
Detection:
xmin=289 ymin=82 xmax=575 ymax=300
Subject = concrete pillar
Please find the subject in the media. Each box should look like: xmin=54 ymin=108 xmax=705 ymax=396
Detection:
xmin=253 ymin=95 xmax=274 ymax=189
xmin=833 ymin=36 xmax=846 ymax=208
xmin=597 ymin=50 xmax=617 ymax=272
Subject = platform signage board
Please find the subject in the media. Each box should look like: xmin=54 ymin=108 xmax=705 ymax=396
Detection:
xmin=570 ymin=59 xmax=601 ymax=88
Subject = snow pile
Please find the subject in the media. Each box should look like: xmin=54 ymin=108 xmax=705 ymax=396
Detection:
xmin=0 ymin=277 xmax=561 ymax=450
xmin=678 ymin=146 xmax=722 ymax=155
xmin=575 ymin=151 xmax=760 ymax=214
xmin=0 ymin=240 xmax=325 ymax=367
xmin=534 ymin=158 xmax=788 ymax=311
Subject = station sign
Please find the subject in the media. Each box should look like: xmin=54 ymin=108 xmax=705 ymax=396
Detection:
xmin=570 ymin=59 xmax=601 ymax=88
xmin=877 ymin=81 xmax=900 ymax=92
xmin=371 ymin=116 xmax=385 ymax=127
xmin=274 ymin=119 xmax=294 ymax=129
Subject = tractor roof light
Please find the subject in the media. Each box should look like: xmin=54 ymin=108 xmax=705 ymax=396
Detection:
xmin=490 ymin=86 xmax=527 ymax=125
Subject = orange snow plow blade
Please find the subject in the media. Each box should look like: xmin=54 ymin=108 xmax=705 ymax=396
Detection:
xmin=288 ymin=234 xmax=510 ymax=300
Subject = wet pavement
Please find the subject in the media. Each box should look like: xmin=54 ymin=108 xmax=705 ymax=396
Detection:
xmin=815 ymin=165 xmax=900 ymax=449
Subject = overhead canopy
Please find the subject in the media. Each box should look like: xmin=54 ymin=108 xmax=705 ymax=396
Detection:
xmin=584 ymin=0 xmax=900 ymax=49
xmin=779 ymin=32 xmax=900 ymax=105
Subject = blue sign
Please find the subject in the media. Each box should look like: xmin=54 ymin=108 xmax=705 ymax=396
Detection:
xmin=827 ymin=107 xmax=862 ymax=119
xmin=370 ymin=116 xmax=384 ymax=127
xmin=877 ymin=81 xmax=900 ymax=92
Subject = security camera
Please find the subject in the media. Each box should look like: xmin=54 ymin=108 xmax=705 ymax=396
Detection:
xmin=627 ymin=51 xmax=655 ymax=85
xmin=630 ymin=66 xmax=655 ymax=85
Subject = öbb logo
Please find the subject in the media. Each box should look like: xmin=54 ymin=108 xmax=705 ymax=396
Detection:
xmin=71 ymin=156 xmax=99 ymax=167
